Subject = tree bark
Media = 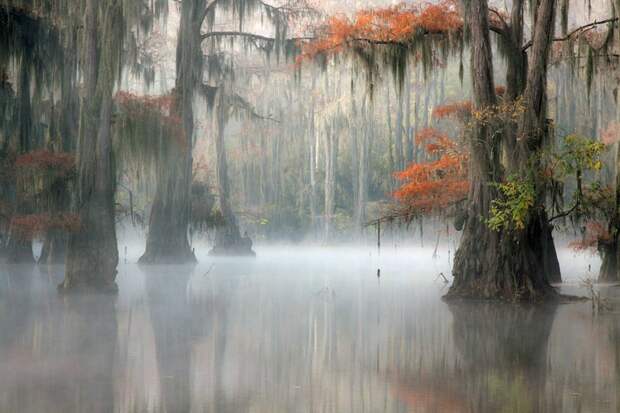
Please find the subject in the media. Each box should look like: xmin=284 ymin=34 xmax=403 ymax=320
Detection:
xmin=139 ymin=150 xmax=196 ymax=263
xmin=447 ymin=0 xmax=557 ymax=300
xmin=323 ymin=122 xmax=337 ymax=241
xmin=39 ymin=177 xmax=70 ymax=265
xmin=309 ymin=105 xmax=318 ymax=237
xmin=209 ymin=92 xmax=254 ymax=256
xmin=5 ymin=53 xmax=34 ymax=264
xmin=61 ymin=0 xmax=120 ymax=291
xmin=498 ymin=0 xmax=561 ymax=284
xmin=140 ymin=0 xmax=201 ymax=264
xmin=354 ymin=98 xmax=369 ymax=230
xmin=599 ymin=141 xmax=620 ymax=282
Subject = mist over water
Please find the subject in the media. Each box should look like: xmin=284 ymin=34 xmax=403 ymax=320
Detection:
xmin=0 ymin=246 xmax=618 ymax=412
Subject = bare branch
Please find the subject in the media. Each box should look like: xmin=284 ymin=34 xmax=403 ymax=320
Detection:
xmin=523 ymin=17 xmax=618 ymax=51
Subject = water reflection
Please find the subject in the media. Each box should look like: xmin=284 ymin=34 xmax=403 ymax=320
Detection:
xmin=449 ymin=303 xmax=557 ymax=412
xmin=0 ymin=247 xmax=618 ymax=412
xmin=0 ymin=265 xmax=117 ymax=413
xmin=144 ymin=266 xmax=193 ymax=412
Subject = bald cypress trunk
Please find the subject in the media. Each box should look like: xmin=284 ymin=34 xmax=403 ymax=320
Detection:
xmin=139 ymin=150 xmax=195 ymax=263
xmin=599 ymin=141 xmax=620 ymax=282
xmin=354 ymin=100 xmax=369 ymax=230
xmin=39 ymin=48 xmax=77 ymax=266
xmin=210 ymin=94 xmax=254 ymax=256
xmin=500 ymin=0 xmax=561 ymax=284
xmin=309 ymin=107 xmax=318 ymax=236
xmin=39 ymin=180 xmax=70 ymax=265
xmin=5 ymin=56 xmax=34 ymax=264
xmin=323 ymin=123 xmax=337 ymax=241
xmin=447 ymin=0 xmax=557 ymax=300
xmin=60 ymin=0 xmax=120 ymax=291
xmin=140 ymin=0 xmax=201 ymax=264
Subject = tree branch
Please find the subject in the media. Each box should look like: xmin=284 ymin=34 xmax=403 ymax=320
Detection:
xmin=522 ymin=17 xmax=618 ymax=51
xmin=201 ymin=30 xmax=311 ymax=45
xmin=549 ymin=202 xmax=579 ymax=222
xmin=200 ymin=83 xmax=279 ymax=123
xmin=202 ymin=31 xmax=277 ymax=42
xmin=488 ymin=8 xmax=509 ymax=32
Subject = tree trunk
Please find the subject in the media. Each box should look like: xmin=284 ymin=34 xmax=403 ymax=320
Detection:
xmin=404 ymin=71 xmax=413 ymax=165
xmin=61 ymin=0 xmax=120 ymax=291
xmin=395 ymin=85 xmax=404 ymax=171
xmin=5 ymin=51 xmax=34 ymax=264
xmin=39 ymin=43 xmax=78 ymax=266
xmin=324 ymin=122 xmax=336 ymax=241
xmin=354 ymin=99 xmax=369 ymax=230
xmin=140 ymin=151 xmax=196 ymax=263
xmin=209 ymin=92 xmax=254 ymax=256
xmin=140 ymin=0 xmax=201 ymax=264
xmin=499 ymin=0 xmax=561 ymax=284
xmin=39 ymin=229 xmax=67 ymax=265
xmin=309 ymin=106 xmax=318 ymax=237
xmin=447 ymin=0 xmax=557 ymax=300
xmin=4 ymin=236 xmax=33 ymax=263
xmin=599 ymin=141 xmax=620 ymax=282
xmin=40 ymin=176 xmax=70 ymax=265
xmin=386 ymin=86 xmax=395 ymax=192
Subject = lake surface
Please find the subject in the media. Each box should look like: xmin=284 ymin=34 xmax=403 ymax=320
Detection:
xmin=0 ymin=246 xmax=619 ymax=412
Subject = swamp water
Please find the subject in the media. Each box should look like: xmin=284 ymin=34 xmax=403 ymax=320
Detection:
xmin=0 ymin=246 xmax=618 ymax=412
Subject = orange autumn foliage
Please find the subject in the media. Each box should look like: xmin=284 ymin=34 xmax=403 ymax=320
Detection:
xmin=394 ymin=127 xmax=468 ymax=213
xmin=432 ymin=88 xmax=504 ymax=120
xmin=432 ymin=100 xmax=472 ymax=120
xmin=298 ymin=1 xmax=462 ymax=61
xmin=10 ymin=213 xmax=80 ymax=240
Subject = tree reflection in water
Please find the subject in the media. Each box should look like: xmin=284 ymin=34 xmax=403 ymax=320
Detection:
xmin=0 ymin=249 xmax=619 ymax=412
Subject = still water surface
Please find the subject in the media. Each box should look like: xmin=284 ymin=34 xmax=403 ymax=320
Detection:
xmin=0 ymin=246 xmax=618 ymax=412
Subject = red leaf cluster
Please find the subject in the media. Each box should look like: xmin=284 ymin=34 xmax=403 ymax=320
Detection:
xmin=393 ymin=127 xmax=468 ymax=213
xmin=15 ymin=150 xmax=75 ymax=175
xmin=432 ymin=100 xmax=472 ymax=120
xmin=10 ymin=213 xmax=80 ymax=240
xmin=114 ymin=91 xmax=186 ymax=147
xmin=115 ymin=91 xmax=182 ymax=128
xmin=298 ymin=1 xmax=462 ymax=62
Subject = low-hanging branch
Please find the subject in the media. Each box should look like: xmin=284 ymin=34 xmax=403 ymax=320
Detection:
xmin=202 ymin=30 xmax=278 ymax=42
xmin=200 ymin=0 xmax=314 ymax=34
xmin=298 ymin=2 xmax=619 ymax=69
xmin=522 ymin=17 xmax=619 ymax=51
xmin=201 ymin=83 xmax=280 ymax=123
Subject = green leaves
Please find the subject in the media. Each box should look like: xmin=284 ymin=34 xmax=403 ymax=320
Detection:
xmin=487 ymin=175 xmax=535 ymax=231
xmin=551 ymin=134 xmax=605 ymax=177
xmin=486 ymin=134 xmax=606 ymax=232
